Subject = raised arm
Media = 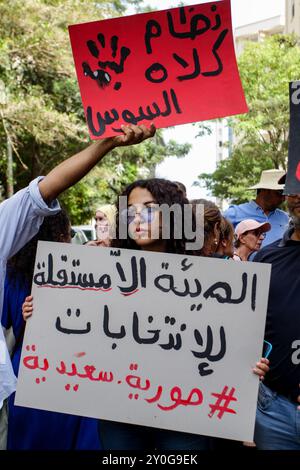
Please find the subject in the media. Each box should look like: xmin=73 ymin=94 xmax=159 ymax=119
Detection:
xmin=39 ymin=124 xmax=156 ymax=203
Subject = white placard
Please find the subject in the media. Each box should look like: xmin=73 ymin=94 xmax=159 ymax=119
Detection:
xmin=15 ymin=241 xmax=271 ymax=442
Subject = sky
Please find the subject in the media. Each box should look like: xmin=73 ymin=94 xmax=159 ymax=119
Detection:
xmin=140 ymin=0 xmax=285 ymax=29
xmin=130 ymin=0 xmax=285 ymax=200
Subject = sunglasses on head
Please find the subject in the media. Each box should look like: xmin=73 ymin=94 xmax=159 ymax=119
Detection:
xmin=120 ymin=206 xmax=159 ymax=225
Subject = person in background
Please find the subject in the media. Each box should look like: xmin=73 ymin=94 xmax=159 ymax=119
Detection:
xmin=224 ymin=169 xmax=289 ymax=248
xmin=253 ymin=191 xmax=300 ymax=450
xmin=87 ymin=204 xmax=116 ymax=247
xmin=2 ymin=212 xmax=100 ymax=450
xmin=233 ymin=220 xmax=271 ymax=261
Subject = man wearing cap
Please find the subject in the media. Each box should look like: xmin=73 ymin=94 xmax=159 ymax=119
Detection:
xmin=224 ymin=169 xmax=289 ymax=248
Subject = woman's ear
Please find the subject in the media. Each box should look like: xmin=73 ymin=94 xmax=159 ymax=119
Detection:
xmin=239 ymin=233 xmax=246 ymax=245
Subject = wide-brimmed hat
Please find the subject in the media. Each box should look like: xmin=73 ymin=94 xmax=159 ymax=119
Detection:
xmin=248 ymin=169 xmax=286 ymax=190
xmin=235 ymin=219 xmax=271 ymax=238
xmin=278 ymin=173 xmax=287 ymax=185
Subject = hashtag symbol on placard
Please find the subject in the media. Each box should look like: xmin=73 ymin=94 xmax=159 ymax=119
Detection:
xmin=208 ymin=386 xmax=237 ymax=420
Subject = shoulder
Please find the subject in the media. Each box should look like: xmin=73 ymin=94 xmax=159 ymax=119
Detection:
xmin=224 ymin=202 xmax=252 ymax=213
xmin=224 ymin=202 xmax=254 ymax=225
xmin=253 ymin=239 xmax=282 ymax=263
xmin=275 ymin=208 xmax=290 ymax=221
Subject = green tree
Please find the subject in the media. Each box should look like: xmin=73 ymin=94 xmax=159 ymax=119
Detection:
xmin=0 ymin=0 xmax=190 ymax=223
xmin=195 ymin=34 xmax=300 ymax=203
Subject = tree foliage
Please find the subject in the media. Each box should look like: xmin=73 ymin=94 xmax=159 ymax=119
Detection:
xmin=195 ymin=34 xmax=300 ymax=204
xmin=0 ymin=0 xmax=190 ymax=223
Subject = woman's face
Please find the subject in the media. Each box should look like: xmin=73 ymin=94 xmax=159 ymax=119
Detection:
xmin=240 ymin=229 xmax=265 ymax=253
xmin=95 ymin=211 xmax=109 ymax=228
xmin=126 ymin=187 xmax=164 ymax=251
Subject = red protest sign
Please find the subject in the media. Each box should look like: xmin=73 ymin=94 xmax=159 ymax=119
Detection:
xmin=69 ymin=0 xmax=248 ymax=139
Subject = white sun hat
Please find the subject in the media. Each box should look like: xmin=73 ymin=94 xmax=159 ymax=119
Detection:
xmin=248 ymin=169 xmax=286 ymax=190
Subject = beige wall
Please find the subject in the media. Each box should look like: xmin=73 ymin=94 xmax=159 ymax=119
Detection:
xmin=235 ymin=15 xmax=285 ymax=56
xmin=286 ymin=0 xmax=300 ymax=34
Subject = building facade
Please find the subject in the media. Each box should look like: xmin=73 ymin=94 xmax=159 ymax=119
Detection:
xmin=235 ymin=15 xmax=285 ymax=56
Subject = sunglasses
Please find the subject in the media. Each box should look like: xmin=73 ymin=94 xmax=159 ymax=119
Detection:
xmin=120 ymin=206 xmax=159 ymax=225
xmin=245 ymin=229 xmax=266 ymax=238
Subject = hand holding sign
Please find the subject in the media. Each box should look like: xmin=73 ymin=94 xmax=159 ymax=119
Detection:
xmin=112 ymin=123 xmax=156 ymax=147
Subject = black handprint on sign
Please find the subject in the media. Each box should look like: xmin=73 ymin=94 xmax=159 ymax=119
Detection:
xmin=82 ymin=33 xmax=131 ymax=91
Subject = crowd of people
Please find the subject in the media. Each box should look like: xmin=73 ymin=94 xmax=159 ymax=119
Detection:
xmin=0 ymin=125 xmax=299 ymax=450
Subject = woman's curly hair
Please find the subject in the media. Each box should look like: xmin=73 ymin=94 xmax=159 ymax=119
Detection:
xmin=219 ymin=216 xmax=234 ymax=243
xmin=7 ymin=209 xmax=71 ymax=286
xmin=111 ymin=178 xmax=194 ymax=255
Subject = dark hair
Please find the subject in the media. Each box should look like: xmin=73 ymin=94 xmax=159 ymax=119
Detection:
xmin=7 ymin=209 xmax=71 ymax=285
xmin=173 ymin=181 xmax=187 ymax=195
xmin=190 ymin=199 xmax=221 ymax=255
xmin=234 ymin=237 xmax=241 ymax=248
xmin=111 ymin=178 xmax=193 ymax=255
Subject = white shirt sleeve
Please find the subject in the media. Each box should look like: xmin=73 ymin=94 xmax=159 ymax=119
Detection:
xmin=0 ymin=176 xmax=61 ymax=261
xmin=0 ymin=177 xmax=60 ymax=406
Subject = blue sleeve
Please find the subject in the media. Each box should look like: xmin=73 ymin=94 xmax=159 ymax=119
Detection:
xmin=223 ymin=205 xmax=238 ymax=227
